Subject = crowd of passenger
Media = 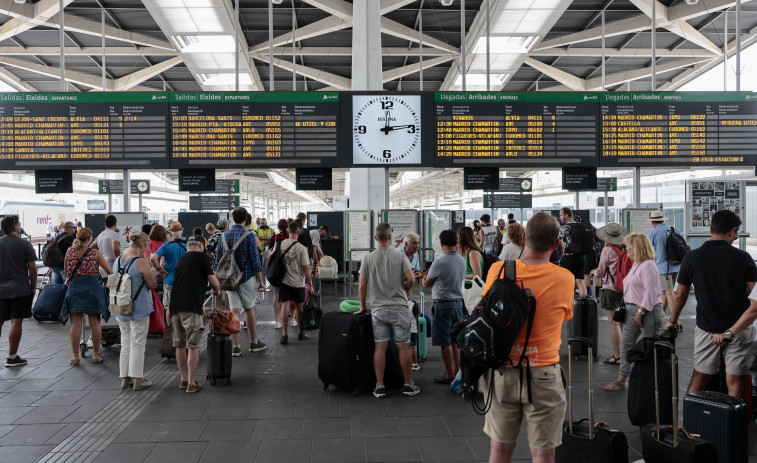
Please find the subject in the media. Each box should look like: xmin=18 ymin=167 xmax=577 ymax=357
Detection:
xmin=1 ymin=205 xmax=756 ymax=462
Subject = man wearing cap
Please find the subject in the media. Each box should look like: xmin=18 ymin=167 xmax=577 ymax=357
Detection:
xmin=206 ymin=219 xmax=228 ymax=271
xmin=310 ymin=225 xmax=329 ymax=263
xmin=647 ymin=210 xmax=681 ymax=313
xmin=150 ymin=221 xmax=187 ymax=324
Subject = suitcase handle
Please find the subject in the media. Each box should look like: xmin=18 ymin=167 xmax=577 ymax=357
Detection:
xmin=652 ymin=341 xmax=678 ymax=445
xmin=567 ymin=337 xmax=593 ymax=439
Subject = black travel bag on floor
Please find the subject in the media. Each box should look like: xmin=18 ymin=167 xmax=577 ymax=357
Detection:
xmin=684 ymin=391 xmax=748 ymax=462
xmin=206 ymin=314 xmax=232 ymax=385
xmin=556 ymin=337 xmax=628 ymax=463
xmin=627 ymin=330 xmax=677 ymax=427
xmin=568 ymin=296 xmax=598 ymax=360
xmin=641 ymin=341 xmax=718 ymax=463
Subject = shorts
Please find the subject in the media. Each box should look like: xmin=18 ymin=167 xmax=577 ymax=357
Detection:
xmin=171 ymin=312 xmax=204 ymax=349
xmin=659 ymin=273 xmax=677 ymax=292
xmin=694 ymin=325 xmax=755 ymax=376
xmin=0 ymin=294 xmax=33 ymax=321
xmin=279 ymin=283 xmax=306 ymax=304
xmin=561 ymin=254 xmax=586 ymax=279
xmin=409 ymin=332 xmax=418 ymax=348
xmin=227 ymin=278 xmax=258 ymax=310
xmin=372 ymin=308 xmax=412 ymax=344
xmin=483 ymin=364 xmax=567 ymax=450
xmin=431 ymin=300 xmax=465 ymax=347
xmin=162 ymin=284 xmax=173 ymax=311
xmin=600 ymin=288 xmax=623 ymax=312
xmin=584 ymin=252 xmax=597 ymax=274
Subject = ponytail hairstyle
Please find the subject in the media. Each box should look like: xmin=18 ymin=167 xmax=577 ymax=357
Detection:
xmin=128 ymin=231 xmax=149 ymax=249
xmin=72 ymin=228 xmax=93 ymax=250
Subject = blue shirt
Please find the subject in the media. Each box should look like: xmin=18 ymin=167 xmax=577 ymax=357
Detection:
xmin=648 ymin=223 xmax=681 ymax=275
xmin=215 ymin=225 xmax=263 ymax=283
xmin=154 ymin=238 xmax=187 ymax=285
xmin=111 ymin=256 xmax=153 ymax=321
xmin=395 ymin=246 xmax=420 ymax=272
xmin=427 ymin=251 xmax=466 ymax=301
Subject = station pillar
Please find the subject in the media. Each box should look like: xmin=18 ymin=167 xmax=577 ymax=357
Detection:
xmin=348 ymin=0 xmax=389 ymax=212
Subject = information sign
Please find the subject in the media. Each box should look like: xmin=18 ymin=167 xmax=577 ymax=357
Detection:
xmin=35 ymin=170 xmax=72 ymax=194
xmin=296 ymin=168 xmax=333 ymax=191
xmin=188 ymin=195 xmax=239 ymax=211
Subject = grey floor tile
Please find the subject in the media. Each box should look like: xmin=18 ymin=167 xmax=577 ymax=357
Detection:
xmin=13 ymin=404 xmax=79 ymax=424
xmin=255 ymin=439 xmax=312 ymax=463
xmin=0 ymin=379 xmax=22 ymax=392
xmin=302 ymin=418 xmax=352 ymax=439
xmin=199 ymin=440 xmax=261 ymax=462
xmin=201 ymin=401 xmax=253 ymax=421
xmin=93 ymin=443 xmax=158 ymax=463
xmin=365 ymin=437 xmax=421 ymax=462
xmin=466 ymin=435 xmax=492 ymax=461
xmin=0 ymin=391 xmax=49 ymax=407
xmin=154 ymin=402 xmax=210 ymax=421
xmin=444 ymin=415 xmax=486 ymax=436
xmin=113 ymin=421 xmax=161 ymax=443
xmin=0 ymin=406 xmax=33 ymax=424
xmin=0 ymin=423 xmax=66 ymax=445
xmin=287 ymin=386 xmax=331 ymax=401
xmin=49 ymin=377 xmax=98 ymax=390
xmin=339 ymin=398 xmax=384 ymax=418
xmin=416 ymin=436 xmax=477 ymax=461
xmin=397 ymin=416 xmax=451 ymax=437
xmin=382 ymin=398 xmax=431 ymax=417
xmin=0 ymin=425 xmax=17 ymax=440
xmin=149 ymin=420 xmax=209 ymax=442
xmin=44 ymin=422 xmax=84 ymax=445
xmin=294 ymin=400 xmax=340 ymax=418
xmin=19 ymin=366 xmax=71 ymax=379
xmin=351 ymin=417 xmax=400 ymax=438
xmin=33 ymin=390 xmax=88 ymax=406
xmin=199 ymin=420 xmax=257 ymax=441
xmin=249 ymin=400 xmax=296 ymax=419
xmin=144 ymin=442 xmax=209 ymax=463
xmin=6 ymin=377 xmax=61 ymax=392
xmin=0 ymin=444 xmax=53 ymax=461
xmin=250 ymin=418 xmax=303 ymax=440
xmin=311 ymin=438 xmax=367 ymax=463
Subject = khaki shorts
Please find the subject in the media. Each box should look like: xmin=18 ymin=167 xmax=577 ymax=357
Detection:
xmin=163 ymin=284 xmax=173 ymax=311
xmin=227 ymin=278 xmax=258 ymax=310
xmin=483 ymin=364 xmax=566 ymax=450
xmin=372 ymin=308 xmax=412 ymax=344
xmin=694 ymin=325 xmax=755 ymax=376
xmin=659 ymin=273 xmax=677 ymax=292
xmin=172 ymin=312 xmax=204 ymax=349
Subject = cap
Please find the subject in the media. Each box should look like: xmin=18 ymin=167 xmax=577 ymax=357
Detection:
xmin=319 ymin=225 xmax=330 ymax=233
xmin=649 ymin=210 xmax=668 ymax=221
xmin=169 ymin=221 xmax=183 ymax=232
xmin=216 ymin=219 xmax=228 ymax=229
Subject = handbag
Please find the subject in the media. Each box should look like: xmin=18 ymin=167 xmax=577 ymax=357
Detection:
xmin=612 ymin=302 xmax=627 ymax=323
xmin=205 ymin=294 xmax=240 ymax=335
xmin=461 ymin=275 xmax=485 ymax=314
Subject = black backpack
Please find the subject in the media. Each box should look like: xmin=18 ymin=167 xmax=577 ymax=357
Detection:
xmin=566 ymin=222 xmax=595 ymax=255
xmin=265 ymin=241 xmax=297 ymax=288
xmin=481 ymin=252 xmax=500 ymax=280
xmin=455 ymin=260 xmax=536 ymax=414
xmin=41 ymin=235 xmax=64 ymax=267
xmin=665 ymin=228 xmax=690 ymax=266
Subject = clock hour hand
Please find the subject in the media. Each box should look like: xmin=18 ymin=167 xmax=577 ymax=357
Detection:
xmin=381 ymin=124 xmax=415 ymax=133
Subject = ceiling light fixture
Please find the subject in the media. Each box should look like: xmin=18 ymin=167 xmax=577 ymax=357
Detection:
xmin=271 ymin=0 xmax=284 ymax=4
xmin=13 ymin=0 xmax=26 ymax=4
xmin=440 ymin=0 xmax=454 ymax=6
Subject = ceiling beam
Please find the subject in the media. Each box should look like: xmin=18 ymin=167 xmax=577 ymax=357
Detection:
xmin=382 ymin=56 xmax=455 ymax=83
xmin=536 ymin=15 xmax=650 ymax=49
xmin=0 ymin=55 xmax=106 ymax=90
xmin=530 ymin=47 xmax=718 ymax=58
xmin=380 ymin=0 xmax=416 ymax=15
xmin=584 ymin=57 xmax=713 ymax=90
xmin=381 ymin=17 xmax=459 ymax=52
xmin=523 ymin=58 xmax=585 ymax=91
xmin=668 ymin=0 xmax=750 ymax=22
xmin=0 ymin=46 xmax=178 ymax=57
xmin=113 ymin=56 xmax=182 ymax=91
xmin=664 ymin=19 xmax=723 ymax=55
xmin=0 ymin=0 xmax=74 ymax=43
xmin=251 ymin=16 xmax=350 ymax=53
xmin=265 ymin=46 xmax=453 ymax=56
xmin=252 ymin=54 xmax=351 ymax=90
xmin=627 ymin=0 xmax=668 ymax=22
xmin=0 ymin=66 xmax=38 ymax=92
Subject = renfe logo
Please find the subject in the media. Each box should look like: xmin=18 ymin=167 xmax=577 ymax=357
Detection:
xmin=36 ymin=214 xmax=52 ymax=225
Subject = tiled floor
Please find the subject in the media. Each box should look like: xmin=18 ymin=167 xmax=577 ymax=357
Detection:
xmin=0 ymin=282 xmax=754 ymax=462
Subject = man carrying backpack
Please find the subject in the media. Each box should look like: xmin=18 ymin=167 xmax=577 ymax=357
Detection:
xmin=478 ymin=214 xmax=499 ymax=257
xmin=480 ymin=212 xmax=575 ymax=463
xmin=149 ymin=221 xmax=187 ymax=325
xmin=647 ymin=210 xmax=683 ymax=313
xmin=48 ymin=222 xmax=76 ymax=285
xmin=216 ymin=207 xmax=266 ymax=356
xmin=559 ymin=207 xmax=591 ymax=296
xmin=276 ymin=221 xmax=314 ymax=345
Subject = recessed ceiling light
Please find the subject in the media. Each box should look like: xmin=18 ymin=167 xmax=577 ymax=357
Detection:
xmin=14 ymin=0 xmax=26 ymax=4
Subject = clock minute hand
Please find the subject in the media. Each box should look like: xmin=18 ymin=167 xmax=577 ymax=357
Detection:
xmin=383 ymin=124 xmax=415 ymax=133
xmin=380 ymin=111 xmax=392 ymax=135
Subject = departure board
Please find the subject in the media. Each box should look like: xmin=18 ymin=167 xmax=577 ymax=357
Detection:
xmin=0 ymin=92 xmax=169 ymax=169
xmin=434 ymin=92 xmax=599 ymax=167
xmin=169 ymin=92 xmax=339 ymax=168
xmin=600 ymin=92 xmax=757 ymax=167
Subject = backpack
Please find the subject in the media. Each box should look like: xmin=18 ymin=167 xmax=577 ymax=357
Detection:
xmin=266 ymin=241 xmax=297 ymax=288
xmin=665 ymin=227 xmax=690 ymax=266
xmin=481 ymin=252 xmax=500 ymax=280
xmin=566 ymin=222 xmax=595 ymax=255
xmin=106 ymin=257 xmax=146 ymax=315
xmin=41 ymin=235 xmax=64 ymax=267
xmin=607 ymin=244 xmax=634 ymax=291
xmin=455 ymin=260 xmax=536 ymax=414
xmin=216 ymin=231 xmax=251 ymax=291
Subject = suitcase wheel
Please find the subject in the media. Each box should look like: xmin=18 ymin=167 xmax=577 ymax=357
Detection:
xmin=322 ymin=383 xmax=329 ymax=391
xmin=210 ymin=379 xmax=216 ymax=385
xmin=593 ymin=355 xmax=599 ymax=361
xmin=79 ymin=343 xmax=87 ymax=358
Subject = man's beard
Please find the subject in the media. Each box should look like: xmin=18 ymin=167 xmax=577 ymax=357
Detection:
xmin=260 ymin=225 xmax=269 ymax=229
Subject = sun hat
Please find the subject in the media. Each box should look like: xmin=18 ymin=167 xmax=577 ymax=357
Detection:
xmin=649 ymin=210 xmax=668 ymax=221
xmin=169 ymin=221 xmax=183 ymax=232
xmin=596 ymin=222 xmax=629 ymax=246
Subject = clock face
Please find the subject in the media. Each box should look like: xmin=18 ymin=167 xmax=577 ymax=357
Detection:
xmin=521 ymin=180 xmax=531 ymax=191
xmin=137 ymin=181 xmax=148 ymax=193
xmin=352 ymin=95 xmax=421 ymax=165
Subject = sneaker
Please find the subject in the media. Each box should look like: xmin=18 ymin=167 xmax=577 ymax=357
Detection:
xmin=121 ymin=378 xmax=134 ymax=390
xmin=186 ymin=381 xmax=203 ymax=393
xmin=434 ymin=375 xmax=454 ymax=385
xmin=411 ymin=363 xmax=421 ymax=371
xmin=250 ymin=340 xmax=267 ymax=352
xmin=290 ymin=319 xmax=298 ymax=328
xmin=232 ymin=347 xmax=242 ymax=357
xmin=280 ymin=335 xmax=288 ymax=345
xmin=402 ymin=383 xmax=420 ymax=397
xmin=133 ymin=379 xmax=152 ymax=391
xmin=274 ymin=322 xmax=282 ymax=329
xmin=298 ymin=332 xmax=308 ymax=341
xmin=372 ymin=386 xmax=387 ymax=399
xmin=4 ymin=356 xmax=27 ymax=367
xmin=179 ymin=380 xmax=188 ymax=389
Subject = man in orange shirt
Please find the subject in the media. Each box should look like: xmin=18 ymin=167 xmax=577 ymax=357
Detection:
xmin=480 ymin=212 xmax=575 ymax=463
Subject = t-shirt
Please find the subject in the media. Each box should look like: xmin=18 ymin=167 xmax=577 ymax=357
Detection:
xmin=298 ymin=227 xmax=314 ymax=259
xmin=427 ymin=251 xmax=465 ymax=301
xmin=279 ymin=239 xmax=310 ymax=288
xmin=359 ymin=247 xmax=412 ymax=312
xmin=310 ymin=229 xmax=320 ymax=248
xmin=55 ymin=232 xmax=75 ymax=260
xmin=481 ymin=225 xmax=499 ymax=252
xmin=170 ymin=251 xmax=213 ymax=315
xmin=154 ymin=238 xmax=187 ymax=286
xmin=395 ymin=246 xmax=420 ymax=272
xmin=499 ymin=243 xmax=524 ymax=261
xmin=648 ymin=223 xmax=682 ymax=275
xmin=482 ymin=260 xmax=574 ymax=367
xmin=677 ymin=240 xmax=757 ymax=333
xmin=95 ymin=228 xmax=121 ymax=269
xmin=0 ymin=235 xmax=36 ymax=298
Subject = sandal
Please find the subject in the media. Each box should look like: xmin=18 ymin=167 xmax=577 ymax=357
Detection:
xmin=69 ymin=356 xmax=80 ymax=366
xmin=604 ymin=380 xmax=628 ymax=391
xmin=603 ymin=355 xmax=620 ymax=365
xmin=92 ymin=352 xmax=103 ymax=364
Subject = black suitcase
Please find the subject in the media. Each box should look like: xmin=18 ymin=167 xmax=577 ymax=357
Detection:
xmin=627 ymin=337 xmax=677 ymax=428
xmin=556 ymin=337 xmax=628 ymax=463
xmin=318 ymin=312 xmax=375 ymax=394
xmin=641 ymin=341 xmax=718 ymax=463
xmin=684 ymin=390 xmax=748 ymax=463
xmin=568 ymin=296 xmax=598 ymax=360
xmin=206 ymin=316 xmax=232 ymax=385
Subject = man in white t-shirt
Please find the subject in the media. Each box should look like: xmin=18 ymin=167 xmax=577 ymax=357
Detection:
xmin=478 ymin=214 xmax=499 ymax=257
xmin=277 ymin=221 xmax=314 ymax=345
xmin=91 ymin=215 xmax=121 ymax=271
xmin=310 ymin=225 xmax=329 ymax=263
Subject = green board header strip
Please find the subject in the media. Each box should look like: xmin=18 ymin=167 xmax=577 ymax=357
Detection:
xmin=0 ymin=92 xmax=169 ymax=103
xmin=435 ymin=92 xmax=600 ymax=103
xmin=599 ymin=92 xmax=757 ymax=103
xmin=169 ymin=92 xmax=339 ymax=103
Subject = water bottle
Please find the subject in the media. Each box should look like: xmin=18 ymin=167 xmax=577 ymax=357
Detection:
xmin=255 ymin=289 xmax=265 ymax=304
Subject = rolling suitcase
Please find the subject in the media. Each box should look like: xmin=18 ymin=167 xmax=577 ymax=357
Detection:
xmin=556 ymin=337 xmax=628 ymax=463
xmin=32 ymin=283 xmax=67 ymax=322
xmin=684 ymin=391 xmax=748 ymax=463
xmin=318 ymin=311 xmax=375 ymax=395
xmin=417 ymin=293 xmax=428 ymax=361
xmin=627 ymin=335 xmax=677 ymax=428
xmin=641 ymin=341 xmax=718 ymax=463
xmin=568 ymin=296 xmax=598 ymax=360
xmin=704 ymin=345 xmax=753 ymax=420
xmin=206 ymin=314 xmax=232 ymax=385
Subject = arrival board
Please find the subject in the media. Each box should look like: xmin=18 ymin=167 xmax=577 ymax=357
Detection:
xmin=434 ymin=92 xmax=599 ymax=167
xmin=169 ymin=92 xmax=339 ymax=168
xmin=600 ymin=92 xmax=757 ymax=166
xmin=0 ymin=92 xmax=169 ymax=169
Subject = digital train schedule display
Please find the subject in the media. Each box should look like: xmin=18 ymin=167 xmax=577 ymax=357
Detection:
xmin=434 ymin=92 xmax=600 ymax=168
xmin=0 ymin=93 xmax=169 ymax=170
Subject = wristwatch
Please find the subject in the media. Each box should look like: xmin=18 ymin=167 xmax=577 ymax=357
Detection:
xmin=637 ymin=309 xmax=645 ymax=315
xmin=725 ymin=329 xmax=736 ymax=339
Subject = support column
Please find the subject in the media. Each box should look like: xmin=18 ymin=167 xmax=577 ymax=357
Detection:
xmin=123 ymin=169 xmax=131 ymax=212
xmin=349 ymin=1 xmax=388 ymax=212
xmin=633 ymin=167 xmax=641 ymax=207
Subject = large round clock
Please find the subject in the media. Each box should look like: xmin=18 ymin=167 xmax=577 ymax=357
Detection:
xmin=352 ymin=94 xmax=421 ymax=165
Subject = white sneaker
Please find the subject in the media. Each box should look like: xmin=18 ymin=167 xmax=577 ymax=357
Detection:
xmin=290 ymin=320 xmax=298 ymax=327
xmin=274 ymin=322 xmax=282 ymax=329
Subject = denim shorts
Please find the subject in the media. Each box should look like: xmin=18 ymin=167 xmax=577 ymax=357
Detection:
xmin=431 ymin=300 xmax=465 ymax=347
xmin=372 ymin=308 xmax=412 ymax=344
